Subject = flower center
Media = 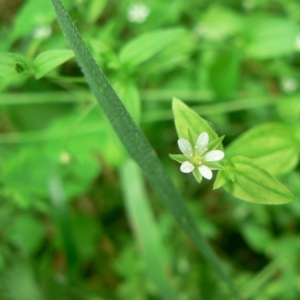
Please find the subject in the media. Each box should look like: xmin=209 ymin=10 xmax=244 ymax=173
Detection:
xmin=191 ymin=155 xmax=202 ymax=166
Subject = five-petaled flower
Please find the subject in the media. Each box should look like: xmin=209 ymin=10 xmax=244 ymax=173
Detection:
xmin=176 ymin=132 xmax=224 ymax=182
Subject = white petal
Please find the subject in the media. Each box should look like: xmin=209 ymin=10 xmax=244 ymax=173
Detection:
xmin=204 ymin=150 xmax=224 ymax=162
xmin=195 ymin=132 xmax=209 ymax=154
xmin=178 ymin=139 xmax=193 ymax=158
xmin=180 ymin=161 xmax=195 ymax=173
xmin=198 ymin=165 xmax=212 ymax=180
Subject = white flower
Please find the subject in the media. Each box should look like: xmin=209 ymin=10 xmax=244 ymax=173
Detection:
xmin=127 ymin=3 xmax=150 ymax=23
xmin=281 ymin=77 xmax=298 ymax=93
xmin=178 ymin=132 xmax=224 ymax=180
xmin=295 ymin=34 xmax=300 ymax=51
xmin=32 ymin=26 xmax=52 ymax=39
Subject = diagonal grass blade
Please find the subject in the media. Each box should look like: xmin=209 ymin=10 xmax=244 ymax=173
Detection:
xmin=49 ymin=0 xmax=241 ymax=298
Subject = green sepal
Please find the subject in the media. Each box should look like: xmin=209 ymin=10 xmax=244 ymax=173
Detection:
xmin=209 ymin=135 xmax=225 ymax=151
xmin=193 ymin=169 xmax=202 ymax=183
xmin=169 ymin=154 xmax=187 ymax=163
xmin=205 ymin=161 xmax=224 ymax=170
xmin=213 ymin=160 xmax=235 ymax=190
xmin=213 ymin=171 xmax=229 ymax=190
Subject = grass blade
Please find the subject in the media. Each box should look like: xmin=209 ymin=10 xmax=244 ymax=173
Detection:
xmin=120 ymin=159 xmax=179 ymax=300
xmin=50 ymin=0 xmax=241 ymax=297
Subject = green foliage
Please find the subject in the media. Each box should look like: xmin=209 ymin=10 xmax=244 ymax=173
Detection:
xmin=1 ymin=0 xmax=300 ymax=299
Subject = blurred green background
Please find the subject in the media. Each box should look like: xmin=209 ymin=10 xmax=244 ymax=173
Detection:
xmin=1 ymin=0 xmax=300 ymax=299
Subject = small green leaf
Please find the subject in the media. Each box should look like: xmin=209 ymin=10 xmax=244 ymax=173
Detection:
xmin=172 ymin=98 xmax=222 ymax=149
xmin=119 ymin=28 xmax=186 ymax=68
xmin=33 ymin=50 xmax=75 ymax=79
xmin=213 ymin=159 xmax=235 ymax=189
xmin=226 ymin=123 xmax=298 ymax=176
xmin=216 ymin=156 xmax=296 ymax=204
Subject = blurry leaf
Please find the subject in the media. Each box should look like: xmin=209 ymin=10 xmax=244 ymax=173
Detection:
xmin=241 ymin=223 xmax=272 ymax=253
xmin=72 ymin=213 xmax=99 ymax=260
xmin=33 ymin=50 xmax=74 ymax=79
xmin=215 ymin=156 xmax=296 ymax=204
xmin=7 ymin=103 xmax=68 ymax=131
xmin=226 ymin=123 xmax=298 ymax=175
xmin=209 ymin=48 xmax=240 ymax=99
xmin=45 ymin=109 xmax=103 ymax=197
xmin=85 ymin=0 xmax=107 ymax=24
xmin=120 ymin=160 xmax=179 ymax=300
xmin=243 ymin=16 xmax=299 ymax=59
xmin=172 ymin=98 xmax=222 ymax=149
xmin=1 ymin=146 xmax=49 ymax=207
xmin=113 ymin=80 xmax=141 ymax=123
xmin=12 ymin=0 xmax=72 ymax=40
xmin=143 ymin=32 xmax=194 ymax=74
xmin=276 ymin=95 xmax=300 ymax=124
xmin=0 ymin=53 xmax=32 ymax=78
xmin=119 ymin=28 xmax=186 ymax=68
xmin=2 ymin=261 xmax=43 ymax=300
xmin=8 ymin=215 xmax=44 ymax=256
xmin=200 ymin=5 xmax=244 ymax=40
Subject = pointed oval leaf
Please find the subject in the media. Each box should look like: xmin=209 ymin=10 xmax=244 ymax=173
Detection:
xmin=172 ymin=97 xmax=223 ymax=150
xmin=226 ymin=123 xmax=298 ymax=176
xmin=33 ymin=50 xmax=74 ymax=79
xmin=217 ymin=156 xmax=296 ymax=205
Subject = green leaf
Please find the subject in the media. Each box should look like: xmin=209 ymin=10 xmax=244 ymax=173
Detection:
xmin=276 ymin=95 xmax=300 ymax=124
xmin=33 ymin=50 xmax=75 ymax=79
xmin=8 ymin=215 xmax=45 ymax=256
xmin=215 ymin=156 xmax=296 ymax=205
xmin=85 ymin=0 xmax=107 ymax=24
xmin=243 ymin=16 xmax=299 ymax=59
xmin=226 ymin=123 xmax=298 ymax=176
xmin=119 ymin=28 xmax=186 ymax=68
xmin=172 ymin=97 xmax=222 ymax=149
